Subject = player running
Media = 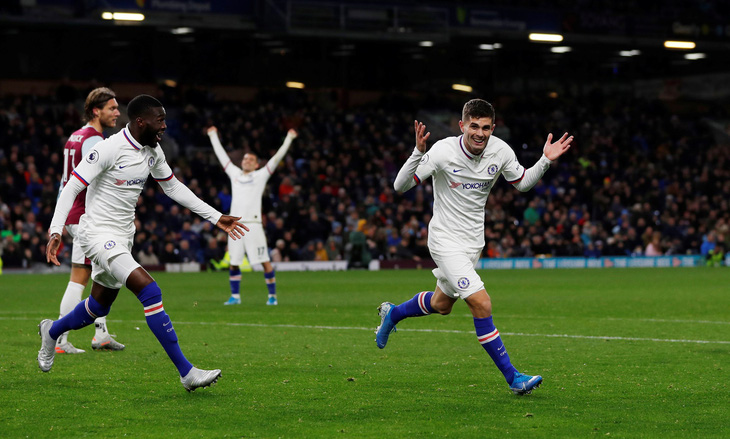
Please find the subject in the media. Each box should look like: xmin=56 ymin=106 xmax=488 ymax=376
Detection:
xmin=207 ymin=126 xmax=297 ymax=306
xmin=54 ymin=87 xmax=125 ymax=354
xmin=376 ymin=99 xmax=573 ymax=395
xmin=40 ymin=95 xmax=248 ymax=391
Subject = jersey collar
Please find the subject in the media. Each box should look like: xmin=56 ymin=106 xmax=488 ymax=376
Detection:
xmin=459 ymin=135 xmax=484 ymax=160
xmin=122 ymin=125 xmax=142 ymax=151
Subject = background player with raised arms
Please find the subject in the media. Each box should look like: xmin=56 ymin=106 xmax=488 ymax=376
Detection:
xmin=376 ymin=99 xmax=573 ymax=395
xmin=54 ymin=87 xmax=125 ymax=354
xmin=207 ymin=126 xmax=297 ymax=306
xmin=40 ymin=95 xmax=248 ymax=391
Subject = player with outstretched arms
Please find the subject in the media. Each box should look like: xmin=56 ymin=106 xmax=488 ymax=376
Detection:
xmin=54 ymin=87 xmax=125 ymax=354
xmin=207 ymin=126 xmax=297 ymax=306
xmin=375 ymin=99 xmax=573 ymax=395
xmin=40 ymin=95 xmax=249 ymax=391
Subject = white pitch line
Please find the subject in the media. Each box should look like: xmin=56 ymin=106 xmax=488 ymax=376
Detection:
xmin=5 ymin=316 xmax=729 ymax=345
xmin=3 ymin=310 xmax=730 ymax=326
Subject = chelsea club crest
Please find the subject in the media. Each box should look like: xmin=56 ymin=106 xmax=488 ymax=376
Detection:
xmin=457 ymin=277 xmax=470 ymax=289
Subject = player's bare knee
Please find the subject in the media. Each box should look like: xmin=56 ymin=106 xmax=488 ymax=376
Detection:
xmin=432 ymin=303 xmax=453 ymax=315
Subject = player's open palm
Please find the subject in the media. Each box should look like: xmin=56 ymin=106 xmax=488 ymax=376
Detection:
xmin=414 ymin=120 xmax=431 ymax=153
xmin=543 ymin=132 xmax=574 ymax=161
xmin=217 ymin=215 xmax=249 ymax=240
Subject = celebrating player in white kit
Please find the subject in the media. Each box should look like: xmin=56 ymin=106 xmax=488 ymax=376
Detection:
xmin=207 ymin=126 xmax=297 ymax=306
xmin=40 ymin=95 xmax=248 ymax=391
xmin=376 ymin=99 xmax=573 ymax=395
xmin=54 ymin=87 xmax=125 ymax=354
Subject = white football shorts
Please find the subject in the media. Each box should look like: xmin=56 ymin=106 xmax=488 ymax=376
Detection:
xmin=79 ymin=230 xmax=137 ymax=289
xmin=430 ymin=247 xmax=485 ymax=299
xmin=228 ymin=222 xmax=270 ymax=266
xmin=64 ymin=224 xmax=90 ymax=265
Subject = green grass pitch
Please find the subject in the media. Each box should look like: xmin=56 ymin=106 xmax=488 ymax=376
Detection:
xmin=1 ymin=268 xmax=728 ymax=438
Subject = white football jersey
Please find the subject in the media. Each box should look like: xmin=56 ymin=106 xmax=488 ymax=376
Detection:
xmin=414 ymin=134 xmax=526 ymax=252
xmin=211 ymin=133 xmax=291 ymax=223
xmin=223 ymin=165 xmax=272 ymax=223
xmin=71 ymin=126 xmax=175 ymax=236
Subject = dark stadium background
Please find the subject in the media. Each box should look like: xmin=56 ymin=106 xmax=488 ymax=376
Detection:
xmin=1 ymin=0 xmax=728 ymax=271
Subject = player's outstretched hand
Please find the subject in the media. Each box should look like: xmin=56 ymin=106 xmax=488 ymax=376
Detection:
xmin=217 ymin=215 xmax=249 ymax=240
xmin=46 ymin=233 xmax=62 ymax=266
xmin=543 ymin=132 xmax=574 ymax=161
xmin=287 ymin=128 xmax=298 ymax=139
xmin=207 ymin=126 xmax=218 ymax=135
xmin=414 ymin=120 xmax=430 ymax=153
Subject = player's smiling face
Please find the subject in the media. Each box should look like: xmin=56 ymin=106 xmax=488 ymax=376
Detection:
xmin=459 ymin=116 xmax=494 ymax=156
xmin=241 ymin=153 xmax=259 ymax=173
xmin=98 ymin=98 xmax=120 ymax=129
xmin=138 ymin=106 xmax=167 ymax=145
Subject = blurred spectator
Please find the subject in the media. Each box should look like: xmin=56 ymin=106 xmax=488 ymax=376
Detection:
xmin=314 ymin=240 xmax=328 ymax=261
xmin=178 ymin=240 xmax=198 ymax=263
xmin=159 ymin=242 xmax=182 ymax=264
xmin=137 ymin=243 xmax=160 ymax=266
xmin=645 ymin=231 xmax=663 ymax=256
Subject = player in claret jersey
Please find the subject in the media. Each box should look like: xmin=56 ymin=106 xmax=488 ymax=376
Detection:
xmin=40 ymin=95 xmax=249 ymax=391
xmin=54 ymin=87 xmax=125 ymax=354
xmin=376 ymin=99 xmax=573 ymax=395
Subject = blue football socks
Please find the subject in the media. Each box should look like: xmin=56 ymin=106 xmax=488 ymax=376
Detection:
xmin=390 ymin=291 xmax=434 ymax=324
xmin=229 ymin=267 xmax=241 ymax=299
xmin=50 ymin=295 xmax=110 ymax=339
xmin=264 ymin=270 xmax=276 ymax=297
xmin=138 ymin=282 xmax=193 ymax=377
xmin=474 ymin=316 xmax=517 ymax=384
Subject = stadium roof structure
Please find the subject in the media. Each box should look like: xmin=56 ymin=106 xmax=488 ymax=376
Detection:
xmin=2 ymin=0 xmax=730 ymax=94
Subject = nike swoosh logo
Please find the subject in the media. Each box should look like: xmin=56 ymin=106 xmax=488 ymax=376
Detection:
xmin=163 ymin=321 xmax=170 ymax=326
xmin=452 ymin=169 xmax=462 ymax=173
xmin=119 ymin=165 xmax=128 ymax=169
xmin=497 ymin=346 xmax=503 ymax=351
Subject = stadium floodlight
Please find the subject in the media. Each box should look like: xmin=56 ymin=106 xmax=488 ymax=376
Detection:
xmin=479 ymin=44 xmax=494 ymax=50
xmin=664 ymin=40 xmax=696 ymax=49
xmin=684 ymin=53 xmax=706 ymax=60
xmin=550 ymin=46 xmax=572 ymax=53
xmin=101 ymin=12 xmax=145 ymax=21
xmin=529 ymin=33 xmax=563 ymax=42
xmin=619 ymin=50 xmax=641 ymax=57
xmin=171 ymin=27 xmax=194 ymax=35
xmin=452 ymin=84 xmax=473 ymax=93
xmin=286 ymin=81 xmax=305 ymax=89
xmin=419 ymin=41 xmax=434 ymax=47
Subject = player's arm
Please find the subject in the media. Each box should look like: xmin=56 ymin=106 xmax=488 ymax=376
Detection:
xmin=47 ymin=146 xmax=110 ymax=265
xmin=154 ymin=158 xmax=249 ymax=240
xmin=206 ymin=126 xmax=240 ymax=173
xmin=509 ymin=132 xmax=573 ymax=192
xmin=264 ymin=129 xmax=297 ymax=174
xmin=394 ymin=120 xmax=433 ymax=193
xmin=47 ymin=175 xmax=86 ymax=265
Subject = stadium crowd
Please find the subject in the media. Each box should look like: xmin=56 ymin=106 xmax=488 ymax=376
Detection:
xmin=0 ymin=85 xmax=728 ymax=269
